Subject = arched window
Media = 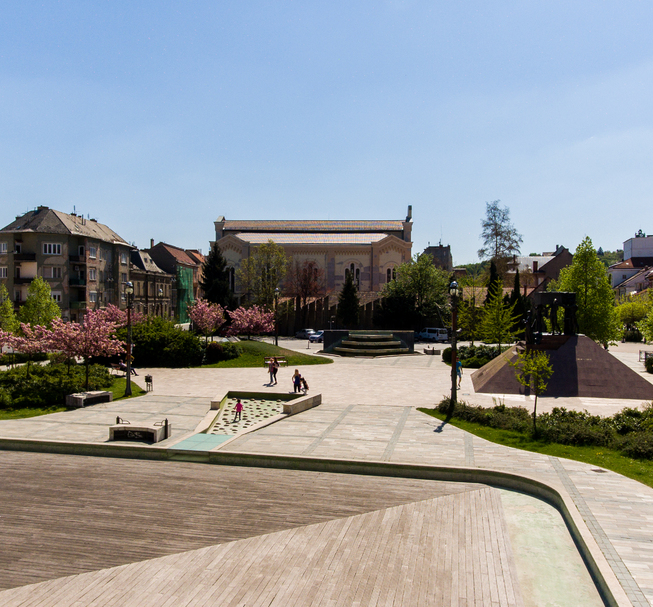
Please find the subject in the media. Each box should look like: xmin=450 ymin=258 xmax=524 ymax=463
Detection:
xmin=228 ymin=267 xmax=235 ymax=292
xmin=387 ymin=268 xmax=392 ymax=283
xmin=355 ymin=268 xmax=360 ymax=287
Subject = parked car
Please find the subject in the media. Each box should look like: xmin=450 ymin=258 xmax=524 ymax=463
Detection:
xmin=417 ymin=327 xmax=449 ymax=343
xmin=308 ymin=330 xmax=325 ymax=343
xmin=295 ymin=329 xmax=316 ymax=339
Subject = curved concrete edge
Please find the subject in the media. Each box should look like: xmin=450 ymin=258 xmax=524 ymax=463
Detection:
xmin=0 ymin=437 xmax=632 ymax=607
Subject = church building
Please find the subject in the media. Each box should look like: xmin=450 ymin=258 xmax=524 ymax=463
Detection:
xmin=213 ymin=207 xmax=413 ymax=298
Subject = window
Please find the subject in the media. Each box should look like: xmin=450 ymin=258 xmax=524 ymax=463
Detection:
xmin=78 ymin=245 xmax=85 ymax=257
xmin=43 ymin=267 xmax=62 ymax=279
xmin=0 ymin=267 xmax=7 ymax=278
xmin=121 ymin=272 xmax=128 ymax=283
xmin=14 ymin=242 xmax=21 ymax=254
xmin=88 ymin=268 xmax=97 ymax=281
xmin=51 ymin=291 xmax=62 ymax=303
xmin=14 ymin=291 xmax=21 ymax=302
xmin=89 ymin=246 xmax=97 ymax=259
xmin=89 ymin=292 xmax=98 ymax=303
xmin=355 ymin=268 xmax=360 ymax=286
xmin=42 ymin=243 xmax=62 ymax=255
xmin=120 ymin=252 xmax=128 ymax=265
xmin=0 ymin=242 xmax=7 ymax=254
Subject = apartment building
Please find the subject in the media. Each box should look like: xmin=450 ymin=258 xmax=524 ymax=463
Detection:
xmin=0 ymin=207 xmax=133 ymax=321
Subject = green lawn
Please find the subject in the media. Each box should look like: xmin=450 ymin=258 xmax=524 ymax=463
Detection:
xmin=111 ymin=377 xmax=148 ymax=400
xmin=418 ymin=407 xmax=653 ymax=489
xmin=0 ymin=406 xmax=68 ymax=420
xmin=201 ymin=340 xmax=333 ymax=368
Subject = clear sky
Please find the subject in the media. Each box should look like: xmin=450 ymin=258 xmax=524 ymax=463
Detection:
xmin=1 ymin=1 xmax=651 ymax=264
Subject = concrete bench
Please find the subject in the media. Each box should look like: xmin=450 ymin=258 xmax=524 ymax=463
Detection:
xmin=109 ymin=417 xmax=171 ymax=443
xmin=66 ymin=391 xmax=113 ymax=408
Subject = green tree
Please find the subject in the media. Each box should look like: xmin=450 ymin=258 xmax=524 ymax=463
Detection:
xmin=457 ymin=299 xmax=483 ymax=344
xmin=18 ymin=276 xmax=61 ymax=328
xmin=375 ymin=254 xmax=449 ymax=329
xmin=507 ymin=270 xmax=529 ymax=337
xmin=638 ymin=308 xmax=653 ymax=343
xmin=617 ymin=299 xmax=649 ymax=330
xmin=549 ymin=237 xmax=621 ymax=346
xmin=484 ymin=259 xmax=500 ymax=305
xmin=236 ymin=240 xmax=289 ymax=308
xmin=338 ymin=272 xmax=360 ymax=328
xmin=0 ymin=284 xmax=19 ymax=333
xmin=510 ymin=350 xmax=553 ymax=436
xmin=480 ymin=280 xmax=520 ymax=353
xmin=478 ymin=200 xmax=523 ymax=263
xmin=200 ymin=244 xmax=235 ymax=308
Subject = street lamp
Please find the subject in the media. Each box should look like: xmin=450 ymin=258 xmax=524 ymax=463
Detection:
xmin=274 ymin=287 xmax=280 ymax=347
xmin=449 ymin=280 xmax=461 ymax=410
xmin=124 ymin=281 xmax=134 ymax=397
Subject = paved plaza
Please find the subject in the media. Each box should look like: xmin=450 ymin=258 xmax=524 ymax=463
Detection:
xmin=0 ymin=339 xmax=651 ymax=606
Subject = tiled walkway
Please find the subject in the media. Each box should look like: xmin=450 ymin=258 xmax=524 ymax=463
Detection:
xmin=0 ymin=339 xmax=652 ymax=606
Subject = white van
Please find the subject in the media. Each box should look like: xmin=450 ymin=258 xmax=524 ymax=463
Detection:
xmin=418 ymin=328 xmax=449 ymax=343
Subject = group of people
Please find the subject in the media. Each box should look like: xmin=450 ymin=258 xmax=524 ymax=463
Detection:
xmin=267 ymin=358 xmax=309 ymax=394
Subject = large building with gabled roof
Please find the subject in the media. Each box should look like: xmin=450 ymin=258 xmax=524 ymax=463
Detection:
xmin=0 ymin=206 xmax=133 ymax=321
xmin=213 ymin=207 xmax=413 ymax=297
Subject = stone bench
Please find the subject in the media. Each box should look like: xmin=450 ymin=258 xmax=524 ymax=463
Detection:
xmin=66 ymin=391 xmax=113 ymax=408
xmin=109 ymin=417 xmax=171 ymax=443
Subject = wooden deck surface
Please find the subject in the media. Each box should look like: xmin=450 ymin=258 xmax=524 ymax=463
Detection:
xmin=0 ymin=451 xmax=485 ymax=591
xmin=0 ymin=487 xmax=523 ymax=607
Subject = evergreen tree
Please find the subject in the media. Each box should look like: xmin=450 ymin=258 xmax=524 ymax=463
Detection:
xmin=508 ymin=270 xmax=529 ymax=337
xmin=338 ymin=272 xmax=360 ymax=328
xmin=481 ymin=279 xmax=520 ymax=353
xmin=549 ymin=237 xmax=621 ymax=346
xmin=484 ymin=260 xmax=500 ymax=305
xmin=0 ymin=284 xmax=19 ymax=333
xmin=200 ymin=244 xmax=235 ymax=308
xmin=18 ymin=276 xmax=61 ymax=329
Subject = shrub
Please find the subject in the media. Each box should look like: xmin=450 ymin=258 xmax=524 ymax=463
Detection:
xmin=204 ymin=341 xmax=243 ymax=364
xmin=624 ymin=329 xmax=643 ymax=343
xmin=118 ymin=317 xmax=204 ymax=367
xmin=442 ymin=347 xmax=452 ymax=364
xmin=646 ymin=357 xmax=653 ymax=374
xmin=0 ymin=352 xmax=48 ymax=366
xmin=0 ymin=363 xmax=114 ymax=409
xmin=618 ymin=433 xmax=653 ymax=460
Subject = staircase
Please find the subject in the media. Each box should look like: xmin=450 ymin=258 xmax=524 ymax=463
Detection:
xmin=333 ymin=333 xmax=409 ymax=357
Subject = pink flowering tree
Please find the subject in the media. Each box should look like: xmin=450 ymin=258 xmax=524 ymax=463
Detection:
xmin=49 ymin=311 xmax=126 ymax=390
xmin=6 ymin=323 xmax=51 ymax=378
xmin=95 ymin=303 xmax=144 ymax=328
xmin=188 ymin=299 xmax=226 ymax=345
xmin=226 ymin=305 xmax=275 ymax=339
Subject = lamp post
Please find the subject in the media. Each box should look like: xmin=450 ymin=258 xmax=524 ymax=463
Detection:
xmin=449 ymin=280 xmax=461 ymax=409
xmin=274 ymin=287 xmax=280 ymax=346
xmin=124 ymin=281 xmax=134 ymax=397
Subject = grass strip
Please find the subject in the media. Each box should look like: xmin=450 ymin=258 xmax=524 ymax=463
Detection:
xmin=418 ymin=407 xmax=653 ymax=489
xmin=201 ymin=340 xmax=333 ymax=368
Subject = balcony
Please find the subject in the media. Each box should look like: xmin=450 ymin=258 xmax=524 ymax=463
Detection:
xmin=69 ymin=301 xmax=87 ymax=310
xmin=14 ymin=252 xmax=36 ymax=261
xmin=13 ymin=277 xmax=35 ymax=284
xmin=69 ymin=278 xmax=87 ymax=287
xmin=69 ymin=255 xmax=86 ymax=263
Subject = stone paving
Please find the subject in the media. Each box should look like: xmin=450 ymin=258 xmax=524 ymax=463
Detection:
xmin=0 ymin=338 xmax=653 ymax=605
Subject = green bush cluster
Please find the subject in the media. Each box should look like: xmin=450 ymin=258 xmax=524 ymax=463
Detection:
xmin=118 ymin=318 xmax=204 ymax=368
xmin=437 ymin=398 xmax=653 ymax=460
xmin=441 ymin=344 xmax=504 ymax=368
xmin=624 ymin=329 xmax=643 ymax=343
xmin=645 ymin=357 xmax=653 ymax=374
xmin=0 ymin=363 xmax=114 ymax=409
xmin=204 ymin=341 xmax=243 ymax=364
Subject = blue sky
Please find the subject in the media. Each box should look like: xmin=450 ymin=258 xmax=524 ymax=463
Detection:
xmin=1 ymin=1 xmax=651 ymax=264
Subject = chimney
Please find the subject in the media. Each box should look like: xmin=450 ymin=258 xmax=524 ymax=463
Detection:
xmin=406 ymin=205 xmax=412 ymax=222
xmin=150 ymin=239 xmax=154 ymax=249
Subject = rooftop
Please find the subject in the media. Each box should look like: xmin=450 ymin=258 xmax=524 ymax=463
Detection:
xmin=222 ymin=220 xmax=406 ymax=233
xmin=234 ymin=232 xmax=391 ymax=245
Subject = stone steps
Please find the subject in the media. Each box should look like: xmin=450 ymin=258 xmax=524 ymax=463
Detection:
xmin=334 ymin=346 xmax=410 ymax=357
xmin=333 ymin=333 xmax=409 ymax=357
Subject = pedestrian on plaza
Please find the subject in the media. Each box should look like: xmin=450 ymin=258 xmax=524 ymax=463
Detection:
xmin=456 ymin=359 xmax=463 ymax=389
xmin=268 ymin=358 xmax=276 ymax=384
xmin=292 ymin=369 xmax=302 ymax=393
xmin=272 ymin=357 xmax=279 ymax=385
xmin=233 ymin=399 xmax=243 ymax=422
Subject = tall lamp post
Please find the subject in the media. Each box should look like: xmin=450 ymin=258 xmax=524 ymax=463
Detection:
xmin=124 ymin=282 xmax=134 ymax=397
xmin=449 ymin=280 xmax=461 ymax=409
xmin=274 ymin=287 xmax=280 ymax=347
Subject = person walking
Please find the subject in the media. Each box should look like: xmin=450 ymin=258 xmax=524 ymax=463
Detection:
xmin=272 ymin=357 xmax=279 ymax=385
xmin=456 ymin=359 xmax=463 ymax=389
xmin=233 ymin=399 xmax=243 ymax=422
xmin=268 ymin=358 xmax=276 ymax=384
xmin=292 ymin=369 xmax=302 ymax=393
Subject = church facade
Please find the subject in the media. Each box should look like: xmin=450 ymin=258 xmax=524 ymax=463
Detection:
xmin=213 ymin=207 xmax=413 ymax=298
